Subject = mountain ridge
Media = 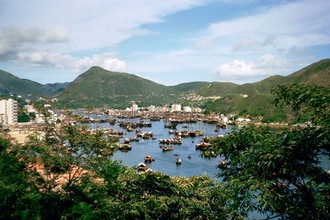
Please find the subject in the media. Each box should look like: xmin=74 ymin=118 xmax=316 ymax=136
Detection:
xmin=0 ymin=69 xmax=70 ymax=98
xmin=202 ymin=59 xmax=330 ymax=118
xmin=193 ymin=59 xmax=330 ymax=99
xmin=1 ymin=59 xmax=329 ymax=110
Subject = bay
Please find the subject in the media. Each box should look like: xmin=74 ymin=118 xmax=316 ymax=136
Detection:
xmin=88 ymin=116 xmax=236 ymax=178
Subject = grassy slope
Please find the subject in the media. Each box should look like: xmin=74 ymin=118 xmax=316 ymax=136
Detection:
xmin=170 ymin=81 xmax=210 ymax=93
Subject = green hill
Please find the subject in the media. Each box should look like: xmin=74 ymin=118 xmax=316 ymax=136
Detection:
xmin=202 ymin=59 xmax=330 ymax=120
xmin=195 ymin=82 xmax=239 ymax=97
xmin=191 ymin=59 xmax=330 ymax=99
xmin=1 ymin=59 xmax=329 ymax=116
xmin=57 ymin=66 xmax=179 ymax=108
xmin=285 ymin=59 xmax=330 ymax=86
xmin=0 ymin=69 xmax=69 ymax=98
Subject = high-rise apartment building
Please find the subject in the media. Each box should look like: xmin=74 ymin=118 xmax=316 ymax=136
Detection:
xmin=0 ymin=98 xmax=18 ymax=125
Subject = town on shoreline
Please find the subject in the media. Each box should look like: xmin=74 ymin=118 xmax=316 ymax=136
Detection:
xmin=1 ymin=98 xmax=289 ymax=145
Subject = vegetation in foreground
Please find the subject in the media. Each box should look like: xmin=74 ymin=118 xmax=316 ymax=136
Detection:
xmin=0 ymin=84 xmax=329 ymax=219
xmin=204 ymin=84 xmax=330 ymax=219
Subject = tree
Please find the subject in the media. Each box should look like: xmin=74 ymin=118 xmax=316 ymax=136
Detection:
xmin=206 ymin=84 xmax=330 ymax=219
xmin=13 ymin=109 xmax=120 ymax=219
xmin=0 ymin=135 xmax=42 ymax=219
xmin=18 ymin=111 xmax=30 ymax=122
xmin=272 ymin=83 xmax=330 ymax=129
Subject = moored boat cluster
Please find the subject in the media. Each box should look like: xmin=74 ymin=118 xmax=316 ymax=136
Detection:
xmin=73 ymin=110 xmax=240 ymax=171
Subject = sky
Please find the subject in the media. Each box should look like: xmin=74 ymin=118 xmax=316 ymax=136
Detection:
xmin=0 ymin=0 xmax=329 ymax=86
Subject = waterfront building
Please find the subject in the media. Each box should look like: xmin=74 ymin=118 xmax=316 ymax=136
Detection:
xmin=221 ymin=116 xmax=229 ymax=123
xmin=148 ymin=105 xmax=156 ymax=112
xmin=126 ymin=102 xmax=139 ymax=112
xmin=132 ymin=102 xmax=139 ymax=111
xmin=192 ymin=107 xmax=203 ymax=113
xmin=183 ymin=106 xmax=192 ymax=113
xmin=171 ymin=104 xmax=181 ymax=112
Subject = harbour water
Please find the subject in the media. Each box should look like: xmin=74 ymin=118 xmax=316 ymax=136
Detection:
xmin=84 ymin=112 xmax=329 ymax=220
xmin=88 ymin=115 xmax=237 ymax=178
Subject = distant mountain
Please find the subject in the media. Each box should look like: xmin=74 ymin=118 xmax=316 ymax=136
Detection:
xmin=193 ymin=59 xmax=330 ymax=98
xmin=56 ymin=66 xmax=179 ymax=108
xmin=0 ymin=69 xmax=70 ymax=98
xmin=44 ymin=82 xmax=71 ymax=94
xmin=1 ymin=59 xmax=329 ymax=114
xmin=202 ymin=59 xmax=330 ymax=120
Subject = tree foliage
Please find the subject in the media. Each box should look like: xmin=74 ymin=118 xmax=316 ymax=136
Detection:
xmin=0 ymin=110 xmax=231 ymax=219
xmin=206 ymin=84 xmax=330 ymax=219
xmin=272 ymin=83 xmax=330 ymax=128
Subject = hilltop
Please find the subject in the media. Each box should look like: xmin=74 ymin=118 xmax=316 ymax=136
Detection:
xmin=56 ymin=66 xmax=179 ymax=108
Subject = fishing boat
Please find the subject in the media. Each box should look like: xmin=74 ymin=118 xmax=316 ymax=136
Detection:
xmin=161 ymin=145 xmax=174 ymax=151
xmin=137 ymin=163 xmax=147 ymax=171
xmin=118 ymin=143 xmax=132 ymax=152
xmin=189 ymin=129 xmax=204 ymax=137
xmin=144 ymin=155 xmax=154 ymax=163
xmin=195 ymin=142 xmax=211 ymax=150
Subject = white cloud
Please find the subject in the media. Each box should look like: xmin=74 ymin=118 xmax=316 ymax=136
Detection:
xmin=18 ymin=52 xmax=126 ymax=73
xmin=189 ymin=0 xmax=330 ymax=83
xmin=206 ymin=0 xmax=330 ymax=49
xmin=1 ymin=25 xmax=68 ymax=43
xmin=0 ymin=0 xmax=207 ymax=73
xmin=0 ymin=25 xmax=68 ymax=59
xmin=0 ymin=0 xmax=329 ymax=85
xmin=217 ymin=60 xmax=257 ymax=77
xmin=127 ymin=0 xmax=330 ymax=84
xmin=0 ymin=0 xmax=207 ymax=52
xmin=215 ymin=53 xmax=291 ymax=83
xmin=232 ymin=37 xmax=259 ymax=52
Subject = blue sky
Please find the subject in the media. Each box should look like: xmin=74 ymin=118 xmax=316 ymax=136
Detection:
xmin=0 ymin=0 xmax=329 ymax=85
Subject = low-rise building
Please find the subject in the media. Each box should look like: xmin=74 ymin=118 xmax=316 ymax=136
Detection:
xmin=182 ymin=106 xmax=192 ymax=113
xmin=192 ymin=107 xmax=203 ymax=113
xmin=171 ymin=104 xmax=181 ymax=112
xmin=24 ymin=105 xmax=37 ymax=113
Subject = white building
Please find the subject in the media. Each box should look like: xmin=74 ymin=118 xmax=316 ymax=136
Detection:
xmin=221 ymin=116 xmax=229 ymax=123
xmin=35 ymin=113 xmax=46 ymax=124
xmin=0 ymin=98 xmax=18 ymax=125
xmin=182 ymin=106 xmax=192 ymax=113
xmin=24 ymin=105 xmax=37 ymax=113
xmin=192 ymin=107 xmax=203 ymax=113
xmin=148 ymin=105 xmax=156 ymax=112
xmin=171 ymin=104 xmax=181 ymax=112
xmin=132 ymin=102 xmax=138 ymax=112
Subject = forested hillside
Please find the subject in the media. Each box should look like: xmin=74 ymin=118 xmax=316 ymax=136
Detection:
xmin=56 ymin=66 xmax=179 ymax=108
xmin=0 ymin=70 xmax=69 ymax=98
